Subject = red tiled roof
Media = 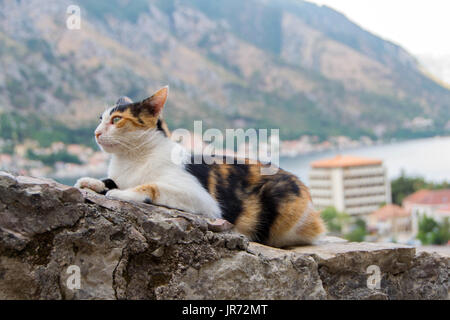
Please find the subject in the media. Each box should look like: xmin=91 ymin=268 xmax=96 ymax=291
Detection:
xmin=369 ymin=204 xmax=410 ymax=221
xmin=403 ymin=189 xmax=450 ymax=205
xmin=311 ymin=155 xmax=382 ymax=168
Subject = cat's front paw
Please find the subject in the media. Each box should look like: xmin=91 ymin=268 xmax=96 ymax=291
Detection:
xmin=105 ymin=189 xmax=143 ymax=202
xmin=74 ymin=177 xmax=105 ymax=193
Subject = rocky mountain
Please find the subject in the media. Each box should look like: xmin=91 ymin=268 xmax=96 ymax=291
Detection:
xmin=0 ymin=0 xmax=449 ymax=146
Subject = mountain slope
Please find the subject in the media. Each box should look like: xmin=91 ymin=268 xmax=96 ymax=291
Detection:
xmin=0 ymin=0 xmax=449 ymax=145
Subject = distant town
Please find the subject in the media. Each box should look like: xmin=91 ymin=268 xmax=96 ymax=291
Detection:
xmin=0 ymin=134 xmax=377 ymax=181
xmin=0 ymin=139 xmax=109 ymax=184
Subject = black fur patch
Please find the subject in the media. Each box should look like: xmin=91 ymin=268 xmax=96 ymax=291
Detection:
xmin=215 ymin=164 xmax=247 ymax=224
xmin=102 ymin=178 xmax=118 ymax=190
xmin=253 ymin=174 xmax=301 ymax=242
xmin=156 ymin=119 xmax=167 ymax=136
xmin=144 ymin=197 xmax=152 ymax=204
xmin=184 ymin=154 xmax=302 ymax=244
xmin=110 ymin=102 xmax=141 ymax=118
xmin=184 ymin=155 xmax=248 ymax=225
xmin=185 ymin=157 xmax=210 ymax=191
xmin=254 ymin=188 xmax=280 ymax=243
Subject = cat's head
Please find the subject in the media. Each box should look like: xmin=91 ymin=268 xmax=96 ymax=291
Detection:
xmin=95 ymin=86 xmax=171 ymax=154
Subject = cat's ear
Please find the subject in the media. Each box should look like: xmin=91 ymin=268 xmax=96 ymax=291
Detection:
xmin=141 ymin=86 xmax=169 ymax=116
xmin=116 ymin=96 xmax=133 ymax=106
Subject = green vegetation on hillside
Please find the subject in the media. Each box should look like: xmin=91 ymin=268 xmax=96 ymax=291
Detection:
xmin=77 ymin=0 xmax=150 ymax=22
xmin=1 ymin=0 xmax=449 ymax=145
xmin=186 ymin=0 xmax=283 ymax=54
xmin=0 ymin=112 xmax=97 ymax=149
xmin=26 ymin=149 xmax=82 ymax=166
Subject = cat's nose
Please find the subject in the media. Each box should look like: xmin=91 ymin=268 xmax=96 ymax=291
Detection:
xmin=95 ymin=131 xmax=102 ymax=139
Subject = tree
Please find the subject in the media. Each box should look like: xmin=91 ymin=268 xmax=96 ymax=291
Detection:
xmin=433 ymin=218 xmax=450 ymax=245
xmin=391 ymin=171 xmax=427 ymax=205
xmin=391 ymin=171 xmax=450 ymax=205
xmin=417 ymin=215 xmax=450 ymax=245
xmin=344 ymin=218 xmax=368 ymax=242
xmin=321 ymin=207 xmax=350 ymax=234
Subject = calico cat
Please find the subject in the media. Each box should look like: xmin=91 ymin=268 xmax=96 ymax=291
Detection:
xmin=75 ymin=87 xmax=325 ymax=247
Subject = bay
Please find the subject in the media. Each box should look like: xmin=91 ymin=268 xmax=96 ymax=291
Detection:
xmin=280 ymin=136 xmax=450 ymax=186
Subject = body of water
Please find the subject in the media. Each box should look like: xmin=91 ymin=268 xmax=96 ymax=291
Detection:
xmin=56 ymin=137 xmax=450 ymax=187
xmin=280 ymin=136 xmax=450 ymax=186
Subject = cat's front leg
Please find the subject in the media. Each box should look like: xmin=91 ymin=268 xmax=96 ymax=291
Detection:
xmin=106 ymin=183 xmax=220 ymax=218
xmin=106 ymin=184 xmax=158 ymax=204
xmin=75 ymin=177 xmax=106 ymax=193
xmin=75 ymin=177 xmax=118 ymax=194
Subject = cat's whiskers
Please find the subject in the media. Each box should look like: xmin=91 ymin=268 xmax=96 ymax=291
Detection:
xmin=106 ymin=129 xmax=162 ymax=158
xmin=101 ymin=136 xmax=134 ymax=151
xmin=128 ymin=128 xmax=162 ymax=151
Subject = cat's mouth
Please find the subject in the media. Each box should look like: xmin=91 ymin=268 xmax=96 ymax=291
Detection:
xmin=96 ymin=138 xmax=118 ymax=148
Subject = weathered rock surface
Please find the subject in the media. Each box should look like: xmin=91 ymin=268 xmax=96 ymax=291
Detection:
xmin=0 ymin=171 xmax=448 ymax=300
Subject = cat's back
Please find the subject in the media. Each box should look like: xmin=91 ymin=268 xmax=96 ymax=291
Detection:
xmin=184 ymin=155 xmax=325 ymax=247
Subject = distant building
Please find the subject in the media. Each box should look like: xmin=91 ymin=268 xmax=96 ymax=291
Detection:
xmin=403 ymin=189 xmax=450 ymax=235
xmin=309 ymin=155 xmax=391 ymax=216
xmin=367 ymin=204 xmax=411 ymax=242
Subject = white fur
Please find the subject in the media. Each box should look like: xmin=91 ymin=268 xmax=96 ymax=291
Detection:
xmin=74 ymin=177 xmax=105 ymax=193
xmin=82 ymin=106 xmax=222 ymax=219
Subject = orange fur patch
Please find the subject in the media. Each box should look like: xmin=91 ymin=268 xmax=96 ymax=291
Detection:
xmin=270 ymin=195 xmax=304 ymax=240
xmin=148 ymin=87 xmax=168 ymax=115
xmin=295 ymin=210 xmax=326 ymax=241
xmin=135 ymin=184 xmax=160 ymax=201
xmin=217 ymin=165 xmax=230 ymax=182
xmin=247 ymin=165 xmax=263 ymax=185
xmin=207 ymin=170 xmax=218 ymax=200
xmin=234 ymin=193 xmax=261 ymax=239
xmin=268 ymin=183 xmax=318 ymax=243
xmin=110 ymin=110 xmax=146 ymax=129
xmin=139 ymin=111 xmax=158 ymax=128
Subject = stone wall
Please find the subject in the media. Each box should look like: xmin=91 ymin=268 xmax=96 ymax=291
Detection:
xmin=0 ymin=171 xmax=448 ymax=299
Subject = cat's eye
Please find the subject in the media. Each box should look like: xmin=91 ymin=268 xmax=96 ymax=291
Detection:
xmin=111 ymin=116 xmax=122 ymax=124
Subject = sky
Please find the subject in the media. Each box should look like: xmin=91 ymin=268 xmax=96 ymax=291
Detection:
xmin=309 ymin=0 xmax=450 ymax=56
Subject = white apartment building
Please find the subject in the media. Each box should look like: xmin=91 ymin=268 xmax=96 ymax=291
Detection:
xmin=402 ymin=189 xmax=450 ymax=236
xmin=309 ymin=155 xmax=391 ymax=216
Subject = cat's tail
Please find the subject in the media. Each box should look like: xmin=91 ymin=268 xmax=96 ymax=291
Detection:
xmin=267 ymin=200 xmax=327 ymax=248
